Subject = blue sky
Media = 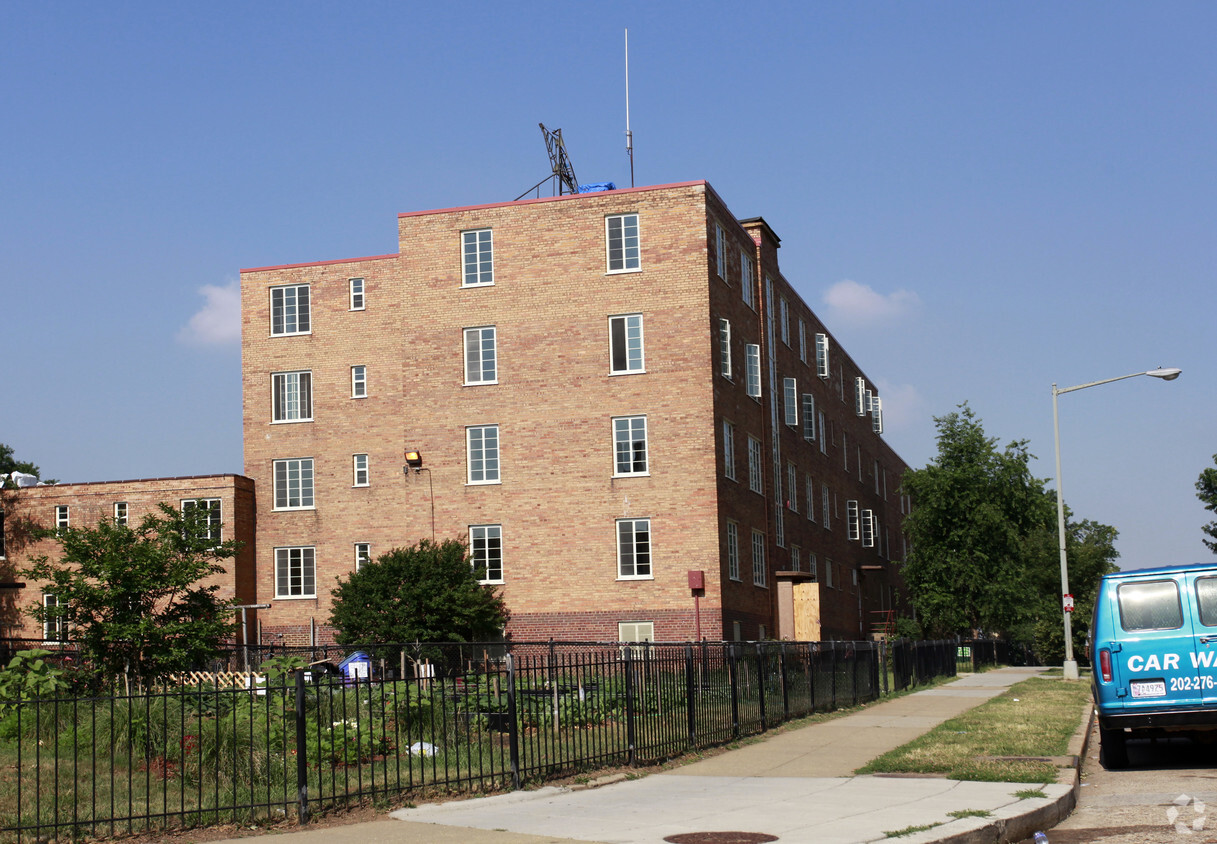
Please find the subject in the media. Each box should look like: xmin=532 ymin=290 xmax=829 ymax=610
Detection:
xmin=2 ymin=2 xmax=1213 ymax=570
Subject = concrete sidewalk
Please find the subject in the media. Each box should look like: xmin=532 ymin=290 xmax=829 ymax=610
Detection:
xmin=216 ymin=666 xmax=1085 ymax=844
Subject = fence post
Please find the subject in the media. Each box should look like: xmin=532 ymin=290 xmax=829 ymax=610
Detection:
xmin=685 ymin=643 xmax=696 ymax=749
xmin=728 ymin=643 xmax=740 ymax=739
xmin=505 ymin=652 xmax=521 ymax=790
xmin=295 ymin=668 xmax=309 ymax=824
xmin=756 ymin=642 xmax=767 ymax=732
xmin=623 ymin=645 xmax=637 ymax=766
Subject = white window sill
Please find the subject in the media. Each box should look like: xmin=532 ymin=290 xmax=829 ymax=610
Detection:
xmin=612 ymin=472 xmax=650 ymax=479
xmin=461 ymin=282 xmax=495 ymax=289
xmin=605 ymin=267 xmax=642 ymax=276
xmin=352 ymin=483 xmax=370 ymax=489
xmin=617 ymin=575 xmax=654 ymax=581
xmin=272 ymin=505 xmax=316 ymax=512
xmin=466 ymin=480 xmax=502 ymax=487
xmin=274 ymin=594 xmax=318 ymax=601
xmin=464 ymin=380 xmax=499 ymax=387
xmin=271 ymin=419 xmax=313 ymax=425
xmin=270 ymin=330 xmax=313 ymax=338
xmin=479 ymin=579 xmax=505 ymax=586
xmin=608 ymin=370 xmax=646 ymax=377
xmin=352 ymin=394 xmax=368 ymax=400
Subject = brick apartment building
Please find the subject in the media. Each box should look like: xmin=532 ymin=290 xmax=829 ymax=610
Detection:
xmin=0 ymin=475 xmax=257 ymax=643
xmin=241 ymin=180 xmax=910 ymax=645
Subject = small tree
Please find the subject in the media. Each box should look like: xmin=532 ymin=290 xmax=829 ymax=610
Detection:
xmin=22 ymin=503 xmax=240 ymax=687
xmin=329 ymin=538 xmax=508 ymax=646
xmin=1197 ymin=454 xmax=1217 ymax=555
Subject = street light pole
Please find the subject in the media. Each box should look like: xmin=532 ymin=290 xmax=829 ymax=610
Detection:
xmin=1052 ymin=367 xmax=1181 ymax=680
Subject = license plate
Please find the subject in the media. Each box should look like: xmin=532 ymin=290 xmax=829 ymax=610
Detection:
xmin=1131 ymin=680 xmax=1166 ymax=698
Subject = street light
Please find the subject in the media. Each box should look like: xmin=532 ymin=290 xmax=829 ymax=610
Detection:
xmin=1052 ymin=367 xmax=1182 ymax=680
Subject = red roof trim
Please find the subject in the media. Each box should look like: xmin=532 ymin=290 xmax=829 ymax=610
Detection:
xmin=397 ymin=180 xmax=708 ymax=219
xmin=241 ymin=253 xmax=398 ymax=274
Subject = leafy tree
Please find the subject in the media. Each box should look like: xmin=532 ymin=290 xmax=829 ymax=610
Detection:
xmin=899 ymin=404 xmax=1056 ymax=637
xmin=1197 ymin=454 xmax=1217 ymax=554
xmin=22 ymin=503 xmax=240 ymax=687
xmin=328 ymin=538 xmax=508 ymax=646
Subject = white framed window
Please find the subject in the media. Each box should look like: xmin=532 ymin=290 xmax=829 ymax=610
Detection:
xmin=871 ymin=396 xmax=884 ymax=435
xmin=723 ymin=420 xmax=736 ymax=481
xmin=353 ymin=453 xmax=369 ymax=487
xmin=55 ymin=505 xmax=69 ymax=533
xmin=727 ymin=521 xmax=740 ymax=581
xmin=847 ymin=500 xmax=860 ymax=541
xmin=779 ymin=298 xmax=790 ymax=346
xmin=776 ymin=508 xmax=785 ymax=548
xmin=467 ymin=425 xmax=500 ymax=484
xmin=606 ymin=214 xmax=641 ymax=272
xmin=617 ymin=518 xmax=652 ymax=579
xmin=354 ymin=543 xmax=371 ymax=569
xmin=783 ymin=378 xmax=798 ymax=426
xmin=844 ymin=433 xmax=850 ymax=472
xmin=808 ymin=552 xmax=818 ymax=580
xmin=818 ymin=411 xmax=827 ymax=454
xmin=802 ymin=394 xmax=816 ymax=441
xmin=745 ymin=344 xmax=761 ymax=398
xmin=822 ymin=483 xmax=831 ymax=527
xmin=715 ymin=224 xmax=727 ymax=279
xmin=791 ymin=545 xmax=801 ymax=572
xmin=181 ymin=498 xmax=222 ymax=543
xmin=855 ymin=377 xmax=868 ymax=416
xmin=275 ymin=546 xmax=316 ymax=598
xmin=806 ymin=476 xmax=815 ymax=522
xmin=751 ymin=529 xmax=766 ymax=587
xmin=718 ymin=318 xmax=732 ymax=379
xmin=787 ymin=462 xmax=798 ymax=511
xmin=852 ymin=567 xmax=859 ymax=588
xmin=43 ymin=594 xmax=69 ymax=643
xmin=113 ymin=501 xmax=128 ymax=526
xmin=619 ymin=621 xmax=654 ymax=643
xmin=464 ymin=326 xmax=498 ymax=384
xmin=747 ymin=436 xmax=763 ymax=494
xmin=815 ymin=333 xmax=829 ymax=378
xmin=273 ymin=458 xmax=315 ymax=510
xmin=798 ymin=320 xmax=807 ymax=363
xmin=272 ymin=371 xmax=312 ymax=422
xmin=862 ymin=510 xmax=876 ymax=548
xmin=351 ymin=365 xmax=368 ymax=398
xmin=349 ymin=277 xmax=365 ymax=311
xmin=470 ymin=524 xmax=503 ymax=583
xmin=826 ymin=558 xmax=834 ymax=589
xmin=613 ymin=416 xmax=649 ymax=476
xmin=462 ymin=229 xmax=494 ymax=287
xmin=609 ymin=314 xmax=644 ymax=374
xmin=270 ymin=284 xmax=310 ymax=336
xmin=741 ymin=252 xmax=755 ymax=309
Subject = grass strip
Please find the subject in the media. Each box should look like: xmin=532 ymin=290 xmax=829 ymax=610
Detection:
xmin=856 ymin=676 xmax=1091 ymax=783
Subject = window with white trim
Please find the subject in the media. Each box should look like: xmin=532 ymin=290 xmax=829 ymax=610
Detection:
xmin=470 ymin=524 xmax=503 ymax=583
xmin=181 ymin=498 xmax=222 ymax=543
xmin=727 ymin=521 xmax=740 ymax=581
xmin=862 ymin=510 xmax=876 ymax=548
xmin=349 ymin=277 xmax=365 ymax=310
xmin=464 ymin=326 xmax=497 ymax=384
xmin=871 ymin=396 xmax=884 ymax=434
xmin=353 ymin=453 xmax=369 ymax=486
xmin=779 ymin=298 xmax=790 ymax=346
xmin=783 ymin=378 xmax=798 ymax=426
xmin=55 ymin=505 xmax=69 ymax=533
xmin=815 ymin=332 xmax=829 ymax=378
xmin=270 ymin=284 xmax=310 ymax=336
xmin=467 ymin=425 xmax=500 ymax=484
xmin=462 ymin=229 xmax=493 ymax=287
xmin=802 ymin=394 xmax=816 ymax=441
xmin=723 ymin=420 xmax=736 ymax=481
xmin=791 ymin=545 xmax=801 ymax=572
xmin=847 ymin=500 xmax=860 ymax=541
xmin=818 ymin=411 xmax=827 ymax=454
xmin=855 ymin=377 xmax=868 ymax=416
xmin=272 ymin=371 xmax=312 ymax=422
xmin=806 ymin=476 xmax=815 ymax=522
xmin=798 ymin=320 xmax=807 ymax=363
xmin=715 ymin=224 xmax=727 ymax=279
xmin=609 ymin=314 xmax=644 ymax=374
xmin=718 ymin=318 xmax=732 ymax=378
xmin=43 ymin=594 xmax=69 ymax=642
xmin=351 ymin=365 xmax=368 ymax=398
xmin=619 ymin=621 xmax=654 ymax=643
xmin=745 ymin=344 xmax=761 ymax=398
xmin=822 ymin=483 xmax=830 ymax=527
xmin=825 ymin=558 xmax=834 ymax=589
xmin=606 ymin=214 xmax=640 ymax=272
xmin=747 ymin=436 xmax=763 ymax=494
xmin=613 ymin=416 xmax=648 ymax=476
xmin=776 ymin=508 xmax=785 ymax=548
xmin=741 ymin=252 xmax=755 ymax=309
xmin=844 ymin=433 xmax=850 ymax=472
xmin=114 ymin=502 xmax=128 ymax=526
xmin=751 ymin=529 xmax=766 ymax=587
xmin=273 ymin=458 xmax=314 ymax=510
xmin=355 ymin=543 xmax=371 ymax=569
xmin=275 ymin=546 xmax=316 ymax=598
xmin=787 ymin=462 xmax=797 ymax=511
xmin=808 ymin=552 xmax=818 ymax=580
xmin=617 ymin=518 xmax=651 ymax=579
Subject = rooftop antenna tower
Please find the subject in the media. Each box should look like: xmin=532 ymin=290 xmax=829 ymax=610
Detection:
xmin=516 ymin=124 xmax=580 ymax=200
xmin=625 ymin=29 xmax=635 ymax=188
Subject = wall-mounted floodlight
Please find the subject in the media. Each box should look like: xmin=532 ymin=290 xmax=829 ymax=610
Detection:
xmin=404 ymin=450 xmax=423 ymax=470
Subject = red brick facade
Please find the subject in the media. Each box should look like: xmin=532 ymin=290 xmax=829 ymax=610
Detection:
xmin=240 ymin=181 xmax=911 ymax=644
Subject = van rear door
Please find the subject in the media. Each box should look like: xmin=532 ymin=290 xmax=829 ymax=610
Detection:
xmin=1113 ymin=576 xmax=1202 ymax=711
xmin=1191 ymin=573 xmax=1217 ymax=705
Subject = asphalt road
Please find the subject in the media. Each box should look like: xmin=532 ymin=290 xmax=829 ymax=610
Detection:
xmin=1030 ymin=720 xmax=1217 ymax=844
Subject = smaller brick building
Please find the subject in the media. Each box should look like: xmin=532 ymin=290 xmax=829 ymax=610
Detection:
xmin=0 ymin=475 xmax=256 ymax=644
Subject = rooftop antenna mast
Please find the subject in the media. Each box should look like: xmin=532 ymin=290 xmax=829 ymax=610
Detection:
xmin=625 ymin=29 xmax=634 ymax=188
xmin=516 ymin=124 xmax=580 ymax=200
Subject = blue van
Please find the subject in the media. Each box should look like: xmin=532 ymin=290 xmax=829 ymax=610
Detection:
xmin=1090 ymin=563 xmax=1217 ymax=768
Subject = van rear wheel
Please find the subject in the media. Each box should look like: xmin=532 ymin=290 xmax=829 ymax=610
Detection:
xmin=1100 ymin=726 xmax=1128 ymax=769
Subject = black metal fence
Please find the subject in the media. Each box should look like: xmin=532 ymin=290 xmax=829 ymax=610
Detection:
xmin=0 ymin=639 xmax=959 ymax=842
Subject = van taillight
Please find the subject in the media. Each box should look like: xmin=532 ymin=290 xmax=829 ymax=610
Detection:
xmin=1099 ymin=649 xmax=1113 ymax=683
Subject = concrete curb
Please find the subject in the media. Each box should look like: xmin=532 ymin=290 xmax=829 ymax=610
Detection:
xmin=905 ymin=695 xmax=1096 ymax=844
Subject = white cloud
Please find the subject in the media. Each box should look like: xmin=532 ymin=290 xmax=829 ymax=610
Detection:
xmin=178 ymin=281 xmax=240 ymax=347
xmin=872 ymin=380 xmax=926 ymax=435
xmin=822 ymin=279 xmax=920 ymax=327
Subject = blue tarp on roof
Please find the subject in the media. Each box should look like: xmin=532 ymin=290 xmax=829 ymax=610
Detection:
xmin=577 ymin=182 xmax=616 ymax=193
